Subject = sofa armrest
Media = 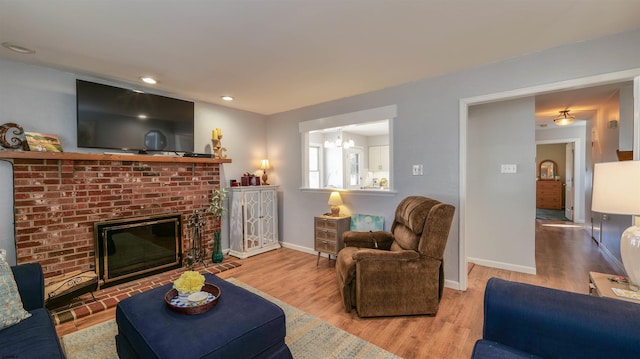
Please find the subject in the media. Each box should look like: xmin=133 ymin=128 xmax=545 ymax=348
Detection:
xmin=343 ymin=231 xmax=393 ymax=250
xmin=482 ymin=278 xmax=640 ymax=359
xmin=10 ymin=263 xmax=45 ymax=311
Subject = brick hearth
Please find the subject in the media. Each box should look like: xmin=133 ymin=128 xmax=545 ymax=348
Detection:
xmin=11 ymin=157 xmax=221 ymax=278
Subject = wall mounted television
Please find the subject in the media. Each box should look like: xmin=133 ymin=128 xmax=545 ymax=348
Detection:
xmin=76 ymin=79 xmax=194 ymax=153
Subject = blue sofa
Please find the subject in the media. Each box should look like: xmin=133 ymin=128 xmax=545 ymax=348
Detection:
xmin=472 ymin=277 xmax=640 ymax=359
xmin=0 ymin=263 xmax=65 ymax=358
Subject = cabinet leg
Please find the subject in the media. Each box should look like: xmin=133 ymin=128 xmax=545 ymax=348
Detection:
xmin=316 ymin=252 xmax=320 ymax=266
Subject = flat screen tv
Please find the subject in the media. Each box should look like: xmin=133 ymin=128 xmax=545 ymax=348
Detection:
xmin=76 ymin=79 xmax=194 ymax=153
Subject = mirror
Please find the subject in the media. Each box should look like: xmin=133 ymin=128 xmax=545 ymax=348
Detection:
xmin=300 ymin=105 xmax=396 ymax=191
xmin=539 ymin=159 xmax=557 ymax=180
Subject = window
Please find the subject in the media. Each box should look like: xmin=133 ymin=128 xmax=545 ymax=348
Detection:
xmin=308 ymin=145 xmax=321 ymax=188
xmin=300 ymin=105 xmax=396 ymax=191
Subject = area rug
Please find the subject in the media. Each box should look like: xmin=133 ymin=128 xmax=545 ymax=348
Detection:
xmin=61 ymin=278 xmax=401 ymax=359
xmin=536 ymin=208 xmax=569 ymax=221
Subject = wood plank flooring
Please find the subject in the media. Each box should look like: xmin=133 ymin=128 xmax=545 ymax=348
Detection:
xmin=56 ymin=219 xmax=623 ymax=358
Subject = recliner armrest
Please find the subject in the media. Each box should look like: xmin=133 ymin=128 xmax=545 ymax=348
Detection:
xmin=11 ymin=262 xmax=45 ymax=311
xmin=343 ymin=231 xmax=393 ymax=250
xmin=352 ymin=248 xmax=419 ymax=261
xmin=481 ymin=277 xmax=640 ymax=359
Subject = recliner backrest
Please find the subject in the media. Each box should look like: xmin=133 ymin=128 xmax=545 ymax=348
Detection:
xmin=390 ymin=196 xmax=455 ymax=259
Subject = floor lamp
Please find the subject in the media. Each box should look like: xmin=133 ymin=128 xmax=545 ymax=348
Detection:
xmin=592 ymin=161 xmax=640 ymax=291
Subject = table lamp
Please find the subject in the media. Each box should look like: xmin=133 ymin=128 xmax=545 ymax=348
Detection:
xmin=592 ymin=161 xmax=640 ymax=291
xmin=328 ymin=191 xmax=343 ymax=217
xmin=260 ymin=159 xmax=270 ymax=185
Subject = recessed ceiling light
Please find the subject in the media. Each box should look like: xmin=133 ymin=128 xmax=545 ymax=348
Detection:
xmin=2 ymin=42 xmax=35 ymax=54
xmin=221 ymin=96 xmax=234 ymax=101
xmin=140 ymin=77 xmax=157 ymax=84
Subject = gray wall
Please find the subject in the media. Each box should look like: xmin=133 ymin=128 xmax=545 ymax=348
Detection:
xmin=467 ymin=98 xmax=536 ymax=272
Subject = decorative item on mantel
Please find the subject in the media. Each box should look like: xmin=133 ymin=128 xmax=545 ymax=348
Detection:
xmin=260 ymin=159 xmax=270 ymax=185
xmin=208 ymin=188 xmax=227 ymax=263
xmin=211 ymin=128 xmax=227 ymax=159
xmin=25 ymin=132 xmax=63 ymax=152
xmin=185 ymin=210 xmax=207 ymax=269
xmin=0 ymin=122 xmax=29 ymax=150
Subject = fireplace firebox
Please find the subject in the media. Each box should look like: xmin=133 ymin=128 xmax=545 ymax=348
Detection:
xmin=94 ymin=213 xmax=182 ymax=288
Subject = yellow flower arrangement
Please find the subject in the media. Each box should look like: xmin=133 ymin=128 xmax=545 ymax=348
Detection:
xmin=173 ymin=271 xmax=205 ymax=294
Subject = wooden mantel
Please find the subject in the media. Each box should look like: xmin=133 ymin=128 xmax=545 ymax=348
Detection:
xmin=0 ymin=151 xmax=232 ymax=164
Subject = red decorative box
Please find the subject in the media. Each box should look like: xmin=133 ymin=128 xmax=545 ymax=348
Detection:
xmin=241 ymin=176 xmax=261 ymax=186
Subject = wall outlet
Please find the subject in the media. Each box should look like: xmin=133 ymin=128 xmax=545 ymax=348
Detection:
xmin=412 ymin=164 xmax=423 ymax=176
xmin=500 ymin=164 xmax=517 ymax=174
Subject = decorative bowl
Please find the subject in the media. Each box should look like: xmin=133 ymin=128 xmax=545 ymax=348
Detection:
xmin=164 ymin=283 xmax=220 ymax=315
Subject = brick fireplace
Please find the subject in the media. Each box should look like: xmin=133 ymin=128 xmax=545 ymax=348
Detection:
xmin=8 ymin=153 xmax=227 ymax=279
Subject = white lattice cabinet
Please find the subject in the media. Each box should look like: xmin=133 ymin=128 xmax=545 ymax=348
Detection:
xmin=229 ymin=185 xmax=280 ymax=259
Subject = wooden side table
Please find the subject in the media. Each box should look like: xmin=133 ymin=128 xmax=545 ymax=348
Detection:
xmin=314 ymin=215 xmax=350 ymax=266
xmin=589 ymin=271 xmax=639 ymax=304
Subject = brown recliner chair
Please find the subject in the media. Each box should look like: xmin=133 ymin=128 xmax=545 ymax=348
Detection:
xmin=336 ymin=196 xmax=455 ymax=317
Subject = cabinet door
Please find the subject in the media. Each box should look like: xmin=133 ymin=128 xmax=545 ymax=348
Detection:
xmin=260 ymin=189 xmax=278 ymax=247
xmin=379 ymin=145 xmax=389 ymax=171
xmin=368 ymin=145 xmax=389 ymax=172
xmin=243 ymin=190 xmax=261 ymax=250
xmin=369 ymin=146 xmax=381 ymax=170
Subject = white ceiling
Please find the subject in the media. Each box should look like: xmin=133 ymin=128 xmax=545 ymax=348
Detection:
xmin=1 ymin=0 xmax=640 ymax=115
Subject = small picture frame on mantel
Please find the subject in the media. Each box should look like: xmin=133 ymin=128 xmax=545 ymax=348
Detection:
xmin=25 ymin=132 xmax=64 ymax=152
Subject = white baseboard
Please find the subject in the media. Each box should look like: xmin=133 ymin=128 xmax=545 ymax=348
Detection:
xmin=468 ymin=257 xmax=537 ymax=275
xmin=280 ymin=242 xmax=316 ymax=255
xmin=599 ymin=244 xmax=626 ymax=273
xmin=444 ymin=279 xmax=461 ymax=290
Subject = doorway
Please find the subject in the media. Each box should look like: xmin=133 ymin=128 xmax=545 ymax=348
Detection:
xmin=459 ymin=69 xmax=640 ymax=291
xmin=536 ymin=139 xmax=582 ymax=223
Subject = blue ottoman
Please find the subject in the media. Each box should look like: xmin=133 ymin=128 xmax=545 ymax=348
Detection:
xmin=115 ymin=274 xmax=292 ymax=359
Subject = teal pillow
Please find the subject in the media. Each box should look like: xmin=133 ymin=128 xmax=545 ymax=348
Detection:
xmin=0 ymin=249 xmax=32 ymax=330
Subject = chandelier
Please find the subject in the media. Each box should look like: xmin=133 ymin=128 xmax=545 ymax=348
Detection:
xmin=324 ymin=129 xmax=355 ymax=149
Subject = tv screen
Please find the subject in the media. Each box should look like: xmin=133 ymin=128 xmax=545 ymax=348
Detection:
xmin=76 ymin=80 xmax=194 ymax=153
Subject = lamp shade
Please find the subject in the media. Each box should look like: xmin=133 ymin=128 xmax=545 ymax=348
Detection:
xmin=328 ymin=191 xmax=343 ymax=206
xmin=260 ymin=159 xmax=270 ymax=170
xmin=592 ymin=161 xmax=640 ymax=215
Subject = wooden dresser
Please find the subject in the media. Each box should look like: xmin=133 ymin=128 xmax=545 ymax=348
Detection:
xmin=536 ymin=180 xmax=562 ymax=210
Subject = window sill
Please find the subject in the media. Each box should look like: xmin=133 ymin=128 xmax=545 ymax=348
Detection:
xmin=300 ymin=188 xmax=397 ymax=196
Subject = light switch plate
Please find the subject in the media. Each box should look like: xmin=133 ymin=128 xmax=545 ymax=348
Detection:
xmin=500 ymin=164 xmax=517 ymax=174
xmin=412 ymin=164 xmax=423 ymax=176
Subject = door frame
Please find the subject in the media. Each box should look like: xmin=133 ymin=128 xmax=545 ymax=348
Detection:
xmin=459 ymin=68 xmax=640 ymax=291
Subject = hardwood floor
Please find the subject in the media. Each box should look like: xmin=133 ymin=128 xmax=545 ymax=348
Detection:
xmin=56 ymin=219 xmax=623 ymax=358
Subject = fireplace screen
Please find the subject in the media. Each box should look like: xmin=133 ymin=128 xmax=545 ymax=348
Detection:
xmin=94 ymin=213 xmax=182 ymax=287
